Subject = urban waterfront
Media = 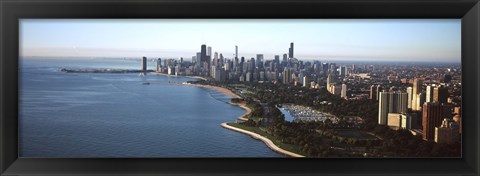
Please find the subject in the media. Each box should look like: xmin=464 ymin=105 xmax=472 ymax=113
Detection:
xmin=19 ymin=57 xmax=284 ymax=157
xmin=19 ymin=19 xmax=461 ymax=158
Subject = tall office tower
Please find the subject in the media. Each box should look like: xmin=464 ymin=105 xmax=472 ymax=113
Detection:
xmin=326 ymin=74 xmax=332 ymax=89
xmin=370 ymin=85 xmax=378 ymax=100
xmin=376 ymin=85 xmax=383 ymax=101
xmin=321 ymin=63 xmax=328 ymax=75
xmin=283 ymin=67 xmax=290 ymax=84
xmin=244 ymin=72 xmax=251 ymax=82
xmin=192 ymin=56 xmax=196 ymax=63
xmin=303 ymin=76 xmax=308 ymax=87
xmin=414 ymin=92 xmax=427 ymax=111
xmin=423 ymin=102 xmax=453 ymax=141
xmin=433 ymin=86 xmax=449 ymax=104
xmin=339 ymin=66 xmax=347 ymax=77
xmin=282 ymin=54 xmax=288 ymax=63
xmin=200 ymin=44 xmax=207 ymax=63
xmin=289 ymin=42 xmax=294 ymax=58
xmin=207 ymin=46 xmax=212 ymax=57
xmin=141 ymin=56 xmax=147 ymax=72
xmin=156 ymin=58 xmax=162 ymax=72
xmin=235 ymin=45 xmax=238 ymax=59
xmin=256 ymin=54 xmax=263 ymax=68
xmin=341 ymin=84 xmax=347 ymax=99
xmin=330 ymin=64 xmax=337 ymax=75
xmin=407 ymin=87 xmax=413 ymax=109
xmin=298 ymin=72 xmax=304 ymax=84
xmin=196 ymin=52 xmax=202 ymax=64
xmin=249 ymin=58 xmax=256 ymax=72
xmin=351 ymin=64 xmax=356 ymax=73
xmin=274 ymin=55 xmax=280 ymax=63
xmin=412 ymin=78 xmax=423 ymax=110
xmin=426 ymin=85 xmax=434 ymax=103
xmin=378 ymin=91 xmax=408 ymax=125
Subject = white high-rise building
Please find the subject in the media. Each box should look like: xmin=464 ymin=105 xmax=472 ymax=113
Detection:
xmin=378 ymin=91 xmax=408 ymax=125
xmin=341 ymin=84 xmax=347 ymax=99
xmin=407 ymin=87 xmax=413 ymax=109
xmin=303 ymin=76 xmax=308 ymax=87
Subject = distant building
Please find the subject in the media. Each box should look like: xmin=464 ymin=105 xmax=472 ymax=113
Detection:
xmin=433 ymin=86 xmax=449 ymax=104
xmin=201 ymin=44 xmax=207 ymax=63
xmin=387 ymin=113 xmax=402 ymax=130
xmin=411 ymin=78 xmax=423 ymax=110
xmin=303 ymin=76 xmax=308 ymax=87
xmin=156 ymin=58 xmax=162 ymax=72
xmin=341 ymin=84 xmax=347 ymax=99
xmin=435 ymin=118 xmax=460 ymax=144
xmin=141 ymin=56 xmax=147 ymax=73
xmin=407 ymin=87 xmax=413 ymax=109
xmin=235 ymin=45 xmax=238 ymax=59
xmin=288 ymin=42 xmax=294 ymax=58
xmin=283 ymin=67 xmax=290 ymax=84
xmin=426 ymin=85 xmax=434 ymax=103
xmin=332 ymin=85 xmax=342 ymax=95
xmin=423 ymin=102 xmax=453 ymax=141
xmin=378 ymin=91 xmax=408 ymax=125
xmin=167 ymin=66 xmax=175 ymax=75
xmin=370 ymin=85 xmax=378 ymax=100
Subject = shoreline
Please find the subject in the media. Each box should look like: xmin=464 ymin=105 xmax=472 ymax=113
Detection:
xmin=228 ymin=102 xmax=250 ymax=121
xmin=146 ymin=77 xmax=302 ymax=157
xmin=153 ymin=72 xmax=208 ymax=81
xmin=221 ymin=123 xmax=305 ymax=158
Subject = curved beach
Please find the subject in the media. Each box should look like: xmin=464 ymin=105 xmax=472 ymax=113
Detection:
xmin=221 ymin=123 xmax=304 ymax=158
xmin=147 ymin=79 xmax=302 ymax=157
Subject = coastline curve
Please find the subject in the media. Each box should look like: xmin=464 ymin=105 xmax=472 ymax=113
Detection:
xmin=221 ymin=123 xmax=305 ymax=158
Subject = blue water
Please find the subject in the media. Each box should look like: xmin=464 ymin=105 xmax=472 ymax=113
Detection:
xmin=19 ymin=57 xmax=284 ymax=157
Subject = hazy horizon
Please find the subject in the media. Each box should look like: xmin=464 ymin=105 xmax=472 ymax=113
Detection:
xmin=20 ymin=19 xmax=461 ymax=62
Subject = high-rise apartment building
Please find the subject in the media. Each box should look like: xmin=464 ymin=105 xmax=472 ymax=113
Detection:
xmin=378 ymin=91 xmax=408 ymax=125
xmin=423 ymin=102 xmax=453 ymax=141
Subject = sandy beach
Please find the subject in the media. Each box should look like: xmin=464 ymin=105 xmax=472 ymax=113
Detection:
xmin=221 ymin=123 xmax=304 ymax=158
xmin=228 ymin=102 xmax=251 ymax=121
xmin=153 ymin=72 xmax=208 ymax=81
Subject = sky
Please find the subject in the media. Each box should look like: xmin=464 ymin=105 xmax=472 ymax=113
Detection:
xmin=20 ymin=19 xmax=461 ymax=62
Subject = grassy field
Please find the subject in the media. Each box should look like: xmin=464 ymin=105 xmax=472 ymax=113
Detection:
xmin=226 ymin=123 xmax=305 ymax=156
xmin=335 ymin=129 xmax=378 ymax=140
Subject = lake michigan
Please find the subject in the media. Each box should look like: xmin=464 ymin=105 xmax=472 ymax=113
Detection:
xmin=19 ymin=57 xmax=283 ymax=157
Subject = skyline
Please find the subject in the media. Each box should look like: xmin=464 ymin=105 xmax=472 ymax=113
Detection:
xmin=20 ymin=19 xmax=461 ymax=62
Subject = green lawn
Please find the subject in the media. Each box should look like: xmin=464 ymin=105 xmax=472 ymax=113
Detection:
xmin=335 ymin=129 xmax=378 ymax=140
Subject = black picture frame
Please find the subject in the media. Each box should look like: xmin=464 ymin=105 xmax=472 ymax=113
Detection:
xmin=1 ymin=0 xmax=479 ymax=175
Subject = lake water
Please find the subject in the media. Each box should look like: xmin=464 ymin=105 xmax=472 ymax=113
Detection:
xmin=19 ymin=57 xmax=284 ymax=157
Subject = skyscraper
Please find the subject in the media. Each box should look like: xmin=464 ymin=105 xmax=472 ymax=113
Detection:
xmin=412 ymin=78 xmax=423 ymax=111
xmin=141 ymin=56 xmax=147 ymax=72
xmin=407 ymin=87 xmax=413 ymax=109
xmin=370 ymin=85 xmax=378 ymax=100
xmin=303 ymin=76 xmax=308 ymax=87
xmin=341 ymin=84 xmax=347 ymax=99
xmin=283 ymin=67 xmax=290 ymax=84
xmin=235 ymin=45 xmax=238 ymax=59
xmin=378 ymin=91 xmax=408 ymax=125
xmin=207 ymin=46 xmax=212 ymax=57
xmin=288 ymin=42 xmax=294 ymax=58
xmin=423 ymin=102 xmax=452 ymax=141
xmin=426 ymin=85 xmax=434 ymax=103
xmin=433 ymin=86 xmax=449 ymax=104
xmin=156 ymin=58 xmax=162 ymax=72
xmin=200 ymin=44 xmax=207 ymax=63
